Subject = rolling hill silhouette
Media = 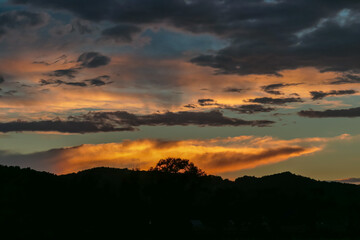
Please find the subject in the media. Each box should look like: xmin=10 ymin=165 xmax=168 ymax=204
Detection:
xmin=1 ymin=165 xmax=360 ymax=239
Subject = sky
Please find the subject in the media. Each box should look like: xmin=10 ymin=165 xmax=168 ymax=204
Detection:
xmin=1 ymin=0 xmax=360 ymax=180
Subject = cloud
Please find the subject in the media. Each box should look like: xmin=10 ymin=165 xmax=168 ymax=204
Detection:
xmin=224 ymin=104 xmax=275 ymax=114
xmin=299 ymin=107 xmax=360 ymax=118
xmin=11 ymin=0 xmax=360 ymax=75
xmin=0 ymin=75 xmax=4 ymax=84
xmin=101 ymin=24 xmax=142 ymax=43
xmin=0 ymin=10 xmax=49 ymax=38
xmin=183 ymin=104 xmax=196 ymax=109
xmin=77 ymin=52 xmax=111 ymax=68
xmin=335 ymin=178 xmax=360 ymax=185
xmin=198 ymin=98 xmax=216 ymax=106
xmin=76 ymin=110 xmax=274 ymax=128
xmin=223 ymin=87 xmax=244 ymax=93
xmin=46 ymin=68 xmax=79 ymax=79
xmin=197 ymin=147 xmax=308 ymax=172
xmin=310 ymin=90 xmax=357 ymax=100
xmin=329 ymin=73 xmax=360 ymax=84
xmin=33 ymin=54 xmax=68 ymax=66
xmin=40 ymin=75 xmax=111 ymax=87
xmin=1 ymin=134 xmax=347 ymax=174
xmin=4 ymin=90 xmax=17 ymax=96
xmin=42 ymin=52 xmax=111 ymax=81
xmin=0 ymin=119 xmax=135 ymax=133
xmin=190 ymin=9 xmax=360 ymax=75
xmin=262 ymin=83 xmax=301 ymax=95
xmin=40 ymin=79 xmax=87 ymax=87
xmin=248 ymin=97 xmax=303 ymax=105
xmin=84 ymin=75 xmax=111 ymax=86
xmin=0 ymin=110 xmax=273 ymax=133
xmin=70 ymin=19 xmax=94 ymax=34
xmin=188 ymin=100 xmax=276 ymax=114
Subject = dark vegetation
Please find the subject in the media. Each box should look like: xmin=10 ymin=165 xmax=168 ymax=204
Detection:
xmin=149 ymin=157 xmax=206 ymax=176
xmin=1 ymin=160 xmax=360 ymax=239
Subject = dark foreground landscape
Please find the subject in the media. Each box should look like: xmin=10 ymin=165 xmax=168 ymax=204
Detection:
xmin=1 ymin=165 xmax=360 ymax=239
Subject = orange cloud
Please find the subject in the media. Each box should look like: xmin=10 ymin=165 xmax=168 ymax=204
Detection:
xmin=0 ymin=52 xmax=360 ymax=124
xmin=1 ymin=53 xmax=359 ymax=121
xmin=0 ymin=135 xmax=349 ymax=175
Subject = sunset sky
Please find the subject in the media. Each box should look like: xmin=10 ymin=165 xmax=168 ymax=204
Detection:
xmin=1 ymin=0 xmax=360 ymax=180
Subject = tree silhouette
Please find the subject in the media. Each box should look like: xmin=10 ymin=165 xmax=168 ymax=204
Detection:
xmin=149 ymin=158 xmax=206 ymax=176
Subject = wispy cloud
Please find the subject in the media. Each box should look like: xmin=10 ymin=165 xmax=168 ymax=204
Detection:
xmin=248 ymin=97 xmax=303 ymax=105
xmin=334 ymin=178 xmax=360 ymax=185
xmin=262 ymin=83 xmax=301 ymax=95
xmin=0 ymin=134 xmax=349 ymax=174
xmin=310 ymin=90 xmax=357 ymax=100
xmin=299 ymin=107 xmax=360 ymax=118
xmin=0 ymin=110 xmax=274 ymax=133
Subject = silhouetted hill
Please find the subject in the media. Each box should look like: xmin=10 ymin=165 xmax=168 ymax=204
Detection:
xmin=1 ymin=165 xmax=360 ymax=239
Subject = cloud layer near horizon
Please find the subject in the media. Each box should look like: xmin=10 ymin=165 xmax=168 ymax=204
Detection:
xmin=0 ymin=110 xmax=273 ymax=133
xmin=0 ymin=134 xmax=350 ymax=174
xmin=299 ymin=107 xmax=360 ymax=118
xmin=335 ymin=178 xmax=360 ymax=185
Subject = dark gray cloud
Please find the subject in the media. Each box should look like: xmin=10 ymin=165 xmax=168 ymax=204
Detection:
xmin=223 ymin=87 xmax=244 ymax=93
xmin=40 ymin=75 xmax=111 ymax=87
xmin=10 ymin=0 xmax=360 ymax=75
xmin=298 ymin=107 xmax=360 ymax=118
xmin=4 ymin=90 xmax=17 ymax=96
xmin=71 ymin=19 xmax=93 ymax=34
xmin=46 ymin=68 xmax=79 ymax=79
xmin=33 ymin=55 xmax=68 ymax=66
xmin=0 ymin=119 xmax=134 ymax=133
xmin=310 ymin=90 xmax=357 ymax=100
xmin=0 ymin=110 xmax=273 ymax=133
xmin=40 ymin=79 xmax=87 ymax=87
xmin=190 ymin=7 xmax=360 ymax=75
xmin=183 ymin=104 xmax=196 ymax=109
xmin=76 ymin=110 xmax=274 ymax=128
xmin=224 ymin=104 xmax=275 ymax=114
xmin=198 ymin=99 xmax=216 ymax=106
xmin=84 ymin=75 xmax=111 ymax=86
xmin=0 ymin=10 xmax=48 ymax=37
xmin=0 ymin=75 xmax=4 ymax=84
xmin=187 ymin=99 xmax=275 ymax=114
xmin=77 ymin=52 xmax=111 ymax=68
xmin=330 ymin=73 xmax=360 ymax=84
xmin=262 ymin=83 xmax=301 ymax=95
xmin=248 ymin=97 xmax=303 ymax=105
xmin=43 ymin=52 xmax=110 ymax=80
xmin=101 ymin=24 xmax=142 ymax=43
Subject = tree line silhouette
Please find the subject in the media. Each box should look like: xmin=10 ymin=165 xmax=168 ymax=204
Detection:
xmin=1 ymin=158 xmax=360 ymax=239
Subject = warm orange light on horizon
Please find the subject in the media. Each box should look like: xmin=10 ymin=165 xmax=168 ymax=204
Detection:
xmin=47 ymin=134 xmax=350 ymax=175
